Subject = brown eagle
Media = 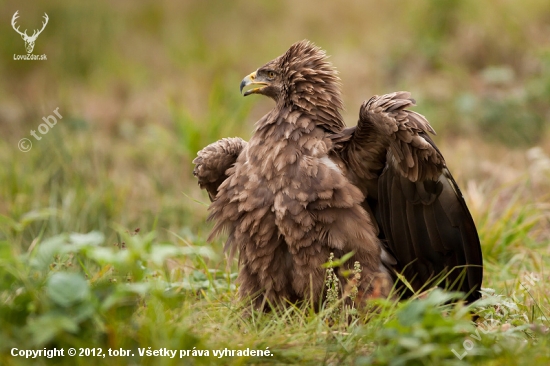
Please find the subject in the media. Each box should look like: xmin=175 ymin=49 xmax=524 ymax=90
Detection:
xmin=193 ymin=40 xmax=483 ymax=310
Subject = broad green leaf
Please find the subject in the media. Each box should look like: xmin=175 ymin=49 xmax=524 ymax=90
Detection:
xmin=27 ymin=314 xmax=78 ymax=346
xmin=150 ymin=245 xmax=181 ymax=266
xmin=30 ymin=234 xmax=67 ymax=270
xmin=46 ymin=272 xmax=90 ymax=307
xmin=69 ymin=231 xmax=105 ymax=247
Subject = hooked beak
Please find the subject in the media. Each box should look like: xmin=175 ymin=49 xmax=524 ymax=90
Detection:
xmin=240 ymin=71 xmax=269 ymax=96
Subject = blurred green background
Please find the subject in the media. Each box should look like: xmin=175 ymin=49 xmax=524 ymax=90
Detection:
xmin=1 ymin=1 xmax=550 ymax=364
xmin=1 ymin=0 xmax=550 ymax=276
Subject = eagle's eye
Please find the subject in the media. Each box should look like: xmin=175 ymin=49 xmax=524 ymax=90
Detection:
xmin=267 ymin=71 xmax=276 ymax=79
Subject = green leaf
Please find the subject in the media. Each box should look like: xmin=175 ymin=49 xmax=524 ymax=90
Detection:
xmin=397 ymin=336 xmax=422 ymax=349
xmin=398 ymin=301 xmax=426 ymax=326
xmin=150 ymin=245 xmax=181 ymax=266
xmin=180 ymin=245 xmax=217 ymax=260
xmin=424 ymin=288 xmax=462 ymax=306
xmin=20 ymin=209 xmax=58 ymax=229
xmin=101 ymin=282 xmax=150 ymax=311
xmin=27 ymin=314 xmax=79 ymax=346
xmin=69 ymin=231 xmax=105 ymax=247
xmin=0 ymin=240 xmax=14 ymax=264
xmin=0 ymin=214 xmax=22 ymax=231
xmin=87 ymin=246 xmax=129 ymax=265
xmin=30 ymin=234 xmax=67 ymax=270
xmin=322 ymin=251 xmax=355 ymax=268
xmin=46 ymin=272 xmax=90 ymax=307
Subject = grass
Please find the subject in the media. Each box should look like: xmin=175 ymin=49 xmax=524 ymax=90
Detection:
xmin=1 ymin=0 xmax=550 ymax=364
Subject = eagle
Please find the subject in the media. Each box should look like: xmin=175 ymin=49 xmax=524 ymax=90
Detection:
xmin=193 ymin=40 xmax=483 ymax=310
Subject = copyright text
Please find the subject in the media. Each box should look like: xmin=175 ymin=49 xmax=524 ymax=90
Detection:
xmin=10 ymin=347 xmax=274 ymax=359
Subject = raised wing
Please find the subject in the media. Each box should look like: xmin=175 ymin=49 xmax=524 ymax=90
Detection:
xmin=336 ymin=92 xmax=483 ymax=302
xmin=193 ymin=137 xmax=247 ymax=201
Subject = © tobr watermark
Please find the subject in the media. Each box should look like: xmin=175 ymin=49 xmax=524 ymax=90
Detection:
xmin=18 ymin=108 xmax=62 ymax=152
xmin=12 ymin=10 xmax=48 ymax=61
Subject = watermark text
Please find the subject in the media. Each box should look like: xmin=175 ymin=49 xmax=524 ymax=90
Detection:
xmin=18 ymin=107 xmax=62 ymax=152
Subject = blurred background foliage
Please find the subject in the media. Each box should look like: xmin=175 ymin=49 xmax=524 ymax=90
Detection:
xmin=0 ymin=0 xmax=549 ymax=282
xmin=1 ymin=0 xmax=550 ymax=364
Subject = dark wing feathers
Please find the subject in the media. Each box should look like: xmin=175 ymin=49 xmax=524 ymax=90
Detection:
xmin=341 ymin=91 xmax=482 ymax=302
xmin=356 ymin=92 xmax=443 ymax=182
xmin=192 ymin=137 xmax=247 ymax=201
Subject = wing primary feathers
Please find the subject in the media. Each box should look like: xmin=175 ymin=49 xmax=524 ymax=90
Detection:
xmin=338 ymin=91 xmax=483 ymax=302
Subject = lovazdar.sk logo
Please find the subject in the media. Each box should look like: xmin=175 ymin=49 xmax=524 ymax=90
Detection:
xmin=12 ymin=10 xmax=48 ymax=61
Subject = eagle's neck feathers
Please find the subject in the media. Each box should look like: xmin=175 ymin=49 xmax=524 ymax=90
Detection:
xmin=259 ymin=41 xmax=346 ymax=134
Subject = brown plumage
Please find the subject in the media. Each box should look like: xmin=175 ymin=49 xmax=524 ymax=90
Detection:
xmin=193 ymin=40 xmax=483 ymax=310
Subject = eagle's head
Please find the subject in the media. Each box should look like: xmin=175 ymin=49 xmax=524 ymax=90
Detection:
xmin=240 ymin=40 xmax=344 ymax=127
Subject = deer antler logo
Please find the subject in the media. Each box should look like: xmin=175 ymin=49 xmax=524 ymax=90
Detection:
xmin=11 ymin=11 xmax=49 ymax=54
